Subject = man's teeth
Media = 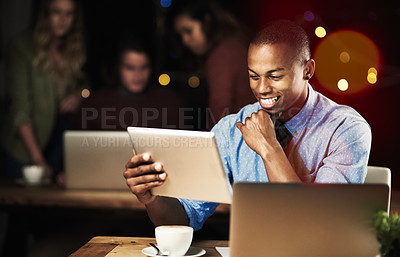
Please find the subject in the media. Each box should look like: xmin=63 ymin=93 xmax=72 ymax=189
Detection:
xmin=261 ymin=96 xmax=278 ymax=105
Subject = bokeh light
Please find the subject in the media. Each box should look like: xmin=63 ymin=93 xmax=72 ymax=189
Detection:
xmin=314 ymin=30 xmax=381 ymax=94
xmin=304 ymin=11 xmax=315 ymax=21
xmin=367 ymin=73 xmax=377 ymax=84
xmin=160 ymin=0 xmax=171 ymax=8
xmin=315 ymin=26 xmax=327 ymax=38
xmin=158 ymin=74 xmax=170 ymax=86
xmin=337 ymin=79 xmax=349 ymax=91
xmin=368 ymin=67 xmax=378 ymax=75
xmin=81 ymin=88 xmax=90 ymax=98
xmin=339 ymin=51 xmax=350 ymax=63
xmin=188 ymin=76 xmax=200 ymax=88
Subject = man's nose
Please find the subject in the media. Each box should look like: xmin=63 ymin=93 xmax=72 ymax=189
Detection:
xmin=60 ymin=13 xmax=68 ymax=22
xmin=258 ymin=77 xmax=272 ymax=94
xmin=182 ymin=35 xmax=190 ymax=46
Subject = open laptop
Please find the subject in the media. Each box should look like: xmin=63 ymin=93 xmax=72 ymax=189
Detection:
xmin=229 ymin=183 xmax=389 ymax=257
xmin=64 ymin=131 xmax=132 ymax=190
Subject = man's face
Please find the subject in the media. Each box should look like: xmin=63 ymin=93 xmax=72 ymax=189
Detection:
xmin=120 ymin=51 xmax=151 ymax=93
xmin=248 ymin=43 xmax=310 ymax=120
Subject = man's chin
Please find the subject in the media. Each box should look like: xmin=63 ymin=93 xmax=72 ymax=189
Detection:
xmin=261 ymin=108 xmax=283 ymax=118
xmin=127 ymin=84 xmax=146 ymax=93
xmin=261 ymin=107 xmax=276 ymax=113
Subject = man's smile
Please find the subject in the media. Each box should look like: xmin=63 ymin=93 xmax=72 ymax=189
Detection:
xmin=259 ymin=96 xmax=280 ymax=109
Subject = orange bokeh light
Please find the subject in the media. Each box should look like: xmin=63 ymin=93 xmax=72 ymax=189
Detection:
xmin=313 ymin=30 xmax=381 ymax=94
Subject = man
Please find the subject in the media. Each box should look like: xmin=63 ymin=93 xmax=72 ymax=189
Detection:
xmin=123 ymin=20 xmax=372 ymax=231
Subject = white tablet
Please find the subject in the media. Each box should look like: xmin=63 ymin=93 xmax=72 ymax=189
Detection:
xmin=127 ymin=127 xmax=232 ymax=204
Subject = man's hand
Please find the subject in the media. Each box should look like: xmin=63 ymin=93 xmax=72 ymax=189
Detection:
xmin=123 ymin=150 xmax=167 ymax=205
xmin=235 ymin=109 xmax=281 ymax=157
xmin=236 ymin=110 xmax=300 ymax=182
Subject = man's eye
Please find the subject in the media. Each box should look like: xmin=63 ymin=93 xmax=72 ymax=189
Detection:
xmin=139 ymin=65 xmax=149 ymax=71
xmin=124 ymin=65 xmax=135 ymax=71
xmin=270 ymin=75 xmax=283 ymax=81
xmin=249 ymin=75 xmax=259 ymax=80
xmin=183 ymin=29 xmax=192 ymax=35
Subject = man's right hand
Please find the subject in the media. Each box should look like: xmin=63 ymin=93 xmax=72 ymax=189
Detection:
xmin=123 ymin=151 xmax=167 ymax=205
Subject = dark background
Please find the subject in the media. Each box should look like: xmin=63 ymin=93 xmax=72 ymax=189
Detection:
xmin=1 ymin=0 xmax=400 ymax=187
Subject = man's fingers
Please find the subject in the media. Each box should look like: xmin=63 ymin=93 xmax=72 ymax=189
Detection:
xmin=124 ymin=162 xmax=164 ymax=178
xmin=133 ymin=152 xmax=151 ymax=163
xmin=129 ymin=181 xmax=164 ymax=195
xmin=126 ymin=173 xmax=167 ymax=196
xmin=126 ymin=153 xmax=152 ymax=169
xmin=236 ymin=121 xmax=243 ymax=131
xmin=126 ymin=172 xmax=167 ymax=187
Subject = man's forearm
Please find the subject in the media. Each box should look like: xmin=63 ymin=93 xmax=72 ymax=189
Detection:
xmin=146 ymin=196 xmax=189 ymax=227
xmin=261 ymin=147 xmax=301 ymax=183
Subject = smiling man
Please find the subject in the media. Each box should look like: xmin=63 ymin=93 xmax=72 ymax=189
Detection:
xmin=124 ymin=20 xmax=372 ymax=231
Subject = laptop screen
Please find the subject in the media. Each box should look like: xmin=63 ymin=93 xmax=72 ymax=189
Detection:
xmin=230 ymin=183 xmax=388 ymax=257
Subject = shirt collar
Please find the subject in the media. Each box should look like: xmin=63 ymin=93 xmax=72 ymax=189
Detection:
xmin=253 ymin=84 xmax=317 ymax=137
xmin=284 ymin=84 xmax=317 ymax=137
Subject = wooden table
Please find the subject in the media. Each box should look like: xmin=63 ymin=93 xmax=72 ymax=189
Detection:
xmin=70 ymin=236 xmax=228 ymax=257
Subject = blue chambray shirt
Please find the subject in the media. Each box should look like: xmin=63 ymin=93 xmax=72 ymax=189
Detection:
xmin=178 ymin=84 xmax=372 ymax=231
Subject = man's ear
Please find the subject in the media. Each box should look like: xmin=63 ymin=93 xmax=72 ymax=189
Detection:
xmin=303 ymin=59 xmax=316 ymax=80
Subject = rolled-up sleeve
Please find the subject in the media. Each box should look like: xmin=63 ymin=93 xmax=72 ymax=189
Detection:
xmin=177 ymin=199 xmax=219 ymax=231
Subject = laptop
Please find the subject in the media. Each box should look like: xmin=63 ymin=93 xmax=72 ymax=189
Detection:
xmin=127 ymin=127 xmax=232 ymax=203
xmin=229 ymin=183 xmax=389 ymax=257
xmin=64 ymin=131 xmax=132 ymax=190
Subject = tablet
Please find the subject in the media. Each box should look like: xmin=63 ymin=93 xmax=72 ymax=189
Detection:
xmin=127 ymin=127 xmax=232 ymax=204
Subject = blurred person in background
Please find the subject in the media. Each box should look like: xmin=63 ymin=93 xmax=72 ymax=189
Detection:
xmin=76 ymin=36 xmax=181 ymax=130
xmin=1 ymin=0 xmax=88 ymax=180
xmin=167 ymin=0 xmax=255 ymax=128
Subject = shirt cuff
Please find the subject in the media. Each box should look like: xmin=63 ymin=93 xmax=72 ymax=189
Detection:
xmin=13 ymin=112 xmax=31 ymax=128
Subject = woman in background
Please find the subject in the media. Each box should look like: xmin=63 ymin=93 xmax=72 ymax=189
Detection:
xmin=76 ymin=37 xmax=181 ymax=130
xmin=167 ymin=0 xmax=255 ymax=128
xmin=1 ymin=0 xmax=88 ymax=180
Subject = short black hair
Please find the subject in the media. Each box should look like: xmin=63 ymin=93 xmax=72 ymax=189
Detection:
xmin=250 ymin=20 xmax=310 ymax=63
xmin=116 ymin=33 xmax=152 ymax=65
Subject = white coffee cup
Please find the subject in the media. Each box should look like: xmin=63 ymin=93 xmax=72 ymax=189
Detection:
xmin=155 ymin=225 xmax=193 ymax=256
xmin=23 ymin=165 xmax=44 ymax=184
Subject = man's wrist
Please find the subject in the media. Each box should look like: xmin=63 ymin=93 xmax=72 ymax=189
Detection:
xmin=144 ymin=194 xmax=157 ymax=206
xmin=260 ymin=139 xmax=284 ymax=161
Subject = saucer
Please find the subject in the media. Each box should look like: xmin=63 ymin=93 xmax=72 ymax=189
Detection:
xmin=142 ymin=246 xmax=206 ymax=256
xmin=16 ymin=178 xmax=50 ymax=186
